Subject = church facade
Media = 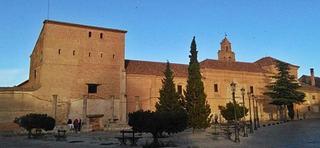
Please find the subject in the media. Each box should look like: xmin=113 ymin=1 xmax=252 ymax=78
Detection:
xmin=0 ymin=20 xmax=319 ymax=131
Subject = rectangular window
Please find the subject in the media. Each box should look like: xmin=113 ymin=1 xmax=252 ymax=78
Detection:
xmin=250 ymin=86 xmax=254 ymax=94
xmin=214 ymin=84 xmax=218 ymax=92
xmin=88 ymin=84 xmax=98 ymax=93
xmin=100 ymin=33 xmax=103 ymax=39
xmin=88 ymin=31 xmax=92 ymax=37
xmin=177 ymin=85 xmax=182 ymax=95
xmin=34 ymin=70 xmax=37 ymax=79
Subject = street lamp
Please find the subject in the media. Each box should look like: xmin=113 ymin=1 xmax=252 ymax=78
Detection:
xmin=247 ymin=92 xmax=254 ymax=133
xmin=252 ymin=94 xmax=257 ymax=130
xmin=256 ymin=98 xmax=260 ymax=128
xmin=230 ymin=82 xmax=240 ymax=143
xmin=240 ymin=88 xmax=248 ymax=137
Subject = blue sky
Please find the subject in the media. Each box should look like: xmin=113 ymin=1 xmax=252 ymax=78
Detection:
xmin=0 ymin=0 xmax=319 ymax=86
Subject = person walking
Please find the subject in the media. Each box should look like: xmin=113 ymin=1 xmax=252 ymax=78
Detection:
xmin=73 ymin=119 xmax=79 ymax=133
xmin=78 ymin=119 xmax=82 ymax=132
xmin=67 ymin=119 xmax=73 ymax=130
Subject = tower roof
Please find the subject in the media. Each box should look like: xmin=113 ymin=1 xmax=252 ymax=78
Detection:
xmin=220 ymin=37 xmax=231 ymax=44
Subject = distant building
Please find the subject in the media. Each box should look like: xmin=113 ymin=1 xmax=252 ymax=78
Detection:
xmin=298 ymin=69 xmax=320 ymax=115
xmin=0 ymin=20 xmax=318 ymax=131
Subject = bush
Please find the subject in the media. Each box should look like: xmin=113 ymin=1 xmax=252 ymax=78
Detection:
xmin=128 ymin=110 xmax=187 ymax=147
xmin=219 ymin=102 xmax=248 ymax=122
xmin=14 ymin=113 xmax=55 ymax=138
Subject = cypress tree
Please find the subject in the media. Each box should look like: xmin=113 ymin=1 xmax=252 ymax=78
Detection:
xmin=156 ymin=61 xmax=183 ymax=112
xmin=185 ymin=36 xmax=212 ymax=132
xmin=264 ymin=61 xmax=305 ymax=120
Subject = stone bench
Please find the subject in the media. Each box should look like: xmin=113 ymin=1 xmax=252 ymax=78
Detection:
xmin=115 ymin=130 xmax=142 ymax=146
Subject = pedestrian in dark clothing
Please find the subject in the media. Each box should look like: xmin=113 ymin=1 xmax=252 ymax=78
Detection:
xmin=73 ymin=119 xmax=79 ymax=133
xmin=78 ymin=119 xmax=82 ymax=132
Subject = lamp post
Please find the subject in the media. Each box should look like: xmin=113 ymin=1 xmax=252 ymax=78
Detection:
xmin=256 ymin=98 xmax=260 ymax=128
xmin=230 ymin=82 xmax=240 ymax=143
xmin=241 ymin=88 xmax=248 ymax=137
xmin=247 ymin=92 xmax=254 ymax=133
xmin=252 ymin=94 xmax=257 ymax=130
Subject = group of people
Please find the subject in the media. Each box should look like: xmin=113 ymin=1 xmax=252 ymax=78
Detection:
xmin=67 ymin=118 xmax=82 ymax=132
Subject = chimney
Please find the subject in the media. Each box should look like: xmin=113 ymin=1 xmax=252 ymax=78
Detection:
xmin=310 ymin=68 xmax=315 ymax=86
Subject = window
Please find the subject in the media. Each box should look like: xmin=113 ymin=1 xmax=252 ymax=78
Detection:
xmin=34 ymin=70 xmax=37 ymax=79
xmin=88 ymin=31 xmax=92 ymax=37
xmin=250 ymin=86 xmax=254 ymax=94
xmin=100 ymin=33 xmax=103 ymax=39
xmin=89 ymin=52 xmax=91 ymax=57
xmin=177 ymin=85 xmax=182 ymax=95
xmin=73 ymin=50 xmax=75 ymax=56
xmin=312 ymin=95 xmax=316 ymax=100
xmin=87 ymin=84 xmax=98 ymax=93
xmin=100 ymin=53 xmax=103 ymax=58
xmin=214 ymin=84 xmax=218 ymax=92
xmin=113 ymin=54 xmax=115 ymax=59
xmin=58 ymin=49 xmax=61 ymax=54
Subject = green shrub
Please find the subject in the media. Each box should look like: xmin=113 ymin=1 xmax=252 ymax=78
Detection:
xmin=128 ymin=110 xmax=187 ymax=147
xmin=219 ymin=102 xmax=248 ymax=122
xmin=14 ymin=113 xmax=55 ymax=138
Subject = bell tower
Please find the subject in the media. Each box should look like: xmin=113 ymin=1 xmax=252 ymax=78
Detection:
xmin=218 ymin=37 xmax=235 ymax=62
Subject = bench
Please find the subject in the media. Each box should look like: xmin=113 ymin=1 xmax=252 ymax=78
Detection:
xmin=115 ymin=130 xmax=142 ymax=146
xmin=54 ymin=130 xmax=67 ymax=141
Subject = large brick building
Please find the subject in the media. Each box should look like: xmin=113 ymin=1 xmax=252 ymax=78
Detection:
xmin=0 ymin=20 xmax=319 ymax=130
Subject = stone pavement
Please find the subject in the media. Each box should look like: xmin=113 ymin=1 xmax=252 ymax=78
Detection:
xmin=0 ymin=119 xmax=319 ymax=148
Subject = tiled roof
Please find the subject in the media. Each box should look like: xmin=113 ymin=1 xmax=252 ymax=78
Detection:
xmin=299 ymin=75 xmax=320 ymax=88
xmin=125 ymin=59 xmax=269 ymax=76
xmin=299 ymin=83 xmax=320 ymax=91
xmin=44 ymin=20 xmax=127 ymax=33
xmin=255 ymin=57 xmax=299 ymax=68
xmin=200 ymin=59 xmax=267 ymax=73
xmin=125 ymin=60 xmax=188 ymax=77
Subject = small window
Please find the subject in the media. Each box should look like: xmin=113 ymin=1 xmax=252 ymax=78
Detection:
xmin=177 ymin=85 xmax=182 ymax=95
xmin=88 ymin=84 xmax=98 ymax=93
xmin=214 ymin=84 xmax=218 ymax=92
xmin=73 ymin=50 xmax=75 ymax=56
xmin=100 ymin=33 xmax=103 ymax=39
xmin=312 ymin=95 xmax=316 ymax=100
xmin=250 ymin=86 xmax=254 ymax=94
xmin=88 ymin=31 xmax=92 ymax=37
xmin=34 ymin=69 xmax=37 ymax=79
xmin=89 ymin=52 xmax=91 ymax=57
xmin=58 ymin=49 xmax=61 ymax=55
xmin=113 ymin=54 xmax=115 ymax=59
xmin=100 ymin=53 xmax=103 ymax=58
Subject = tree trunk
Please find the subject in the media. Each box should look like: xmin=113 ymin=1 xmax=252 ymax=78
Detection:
xmin=279 ymin=105 xmax=285 ymax=122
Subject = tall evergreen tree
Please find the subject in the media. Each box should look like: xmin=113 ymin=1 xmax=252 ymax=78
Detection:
xmin=156 ymin=61 xmax=183 ymax=112
xmin=264 ymin=61 xmax=305 ymax=120
xmin=184 ymin=37 xmax=212 ymax=132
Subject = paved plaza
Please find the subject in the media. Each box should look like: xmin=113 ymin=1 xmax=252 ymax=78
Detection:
xmin=0 ymin=119 xmax=319 ymax=148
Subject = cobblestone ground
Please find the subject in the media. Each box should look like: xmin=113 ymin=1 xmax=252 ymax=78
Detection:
xmin=0 ymin=119 xmax=319 ymax=148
